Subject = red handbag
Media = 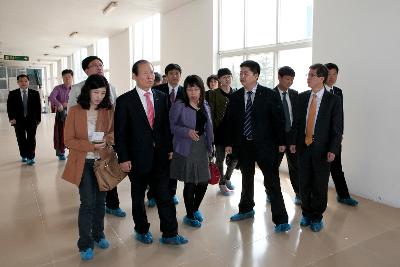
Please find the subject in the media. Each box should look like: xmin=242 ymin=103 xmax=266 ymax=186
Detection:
xmin=208 ymin=162 xmax=221 ymax=185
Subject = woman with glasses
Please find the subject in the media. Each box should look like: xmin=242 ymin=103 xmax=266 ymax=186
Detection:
xmin=169 ymin=75 xmax=214 ymax=228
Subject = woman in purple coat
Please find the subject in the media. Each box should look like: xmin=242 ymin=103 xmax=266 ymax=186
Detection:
xmin=169 ymin=75 xmax=214 ymax=228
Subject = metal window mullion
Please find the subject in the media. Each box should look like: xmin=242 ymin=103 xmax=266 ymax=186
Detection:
xmin=243 ymin=0 xmax=247 ymax=51
xmin=217 ymin=0 xmax=222 ymax=70
xmin=274 ymin=0 xmax=280 ymax=85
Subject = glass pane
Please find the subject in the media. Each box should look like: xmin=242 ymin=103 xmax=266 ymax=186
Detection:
xmin=143 ymin=16 xmax=153 ymax=61
xmin=220 ymin=0 xmax=244 ymax=51
xmin=248 ymin=53 xmax=274 ymax=88
xmin=96 ymin=38 xmax=109 ymax=69
xmin=220 ymin=56 xmax=244 ymax=89
xmin=153 ymin=14 xmax=161 ymax=62
xmin=279 ymin=0 xmax=313 ymax=42
xmin=246 ymin=0 xmax=277 ymax=47
xmin=134 ymin=22 xmax=144 ymax=62
xmin=153 ymin=65 xmax=161 ymax=73
xmin=278 ymin=47 xmax=312 ymax=92
xmin=0 ymin=80 xmax=7 ymax=89
xmin=0 ymin=67 xmax=6 ymax=78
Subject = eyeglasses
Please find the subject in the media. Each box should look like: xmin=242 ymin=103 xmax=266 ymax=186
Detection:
xmin=88 ymin=63 xmax=104 ymax=68
xmin=306 ymin=73 xmax=318 ymax=78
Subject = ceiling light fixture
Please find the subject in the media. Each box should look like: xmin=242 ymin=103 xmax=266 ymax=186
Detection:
xmin=103 ymin=1 xmax=118 ymax=15
xmin=69 ymin=31 xmax=79 ymax=38
xmin=53 ymin=45 xmax=60 ymax=49
xmin=43 ymin=53 xmax=49 ymax=56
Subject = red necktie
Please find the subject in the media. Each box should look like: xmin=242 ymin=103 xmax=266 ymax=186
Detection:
xmin=144 ymin=92 xmax=154 ymax=128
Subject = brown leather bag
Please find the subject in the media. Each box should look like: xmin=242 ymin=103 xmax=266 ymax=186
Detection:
xmin=93 ymin=145 xmax=127 ymax=191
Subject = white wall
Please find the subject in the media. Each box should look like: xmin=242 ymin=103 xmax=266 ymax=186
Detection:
xmin=109 ymin=29 xmax=133 ymax=95
xmin=161 ymin=0 xmax=216 ymax=82
xmin=313 ymin=0 xmax=400 ymax=207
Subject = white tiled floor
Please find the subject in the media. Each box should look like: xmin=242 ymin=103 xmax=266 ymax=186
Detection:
xmin=0 ymin=113 xmax=399 ymax=267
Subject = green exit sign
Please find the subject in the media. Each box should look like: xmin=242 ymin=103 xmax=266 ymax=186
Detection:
xmin=4 ymin=55 xmax=29 ymax=61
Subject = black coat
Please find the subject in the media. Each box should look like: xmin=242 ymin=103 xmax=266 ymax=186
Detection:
xmin=114 ymin=88 xmax=172 ymax=174
xmin=7 ymin=88 xmax=41 ymax=124
xmin=152 ymin=83 xmax=184 ymax=110
xmin=294 ymin=89 xmax=343 ymax=156
xmin=225 ymin=84 xmax=285 ymax=162
xmin=273 ymin=87 xmax=299 ymax=145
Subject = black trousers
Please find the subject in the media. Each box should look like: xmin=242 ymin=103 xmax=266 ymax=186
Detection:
xmin=298 ymin=145 xmax=330 ymax=221
xmin=105 ymin=187 xmax=120 ymax=209
xmin=183 ymin=182 xmax=208 ymax=218
xmin=268 ymin=145 xmax=299 ymax=195
xmin=129 ymin=161 xmax=178 ymax=238
xmin=238 ymin=139 xmax=288 ymax=225
xmin=14 ymin=118 xmax=37 ymax=160
xmin=146 ymin=161 xmax=176 ymax=200
xmin=330 ymin=151 xmax=350 ymax=199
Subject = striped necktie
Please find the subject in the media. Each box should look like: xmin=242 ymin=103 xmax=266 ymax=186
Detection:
xmin=243 ymin=91 xmax=253 ymax=139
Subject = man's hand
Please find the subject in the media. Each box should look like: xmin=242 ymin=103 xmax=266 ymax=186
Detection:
xmin=279 ymin=146 xmax=286 ymax=153
xmin=57 ymin=104 xmax=64 ymax=112
xmin=168 ymin=152 xmax=173 ymax=160
xmin=327 ymin=152 xmax=335 ymax=162
xmin=188 ymin=129 xmax=200 ymax=141
xmin=9 ymin=119 xmax=16 ymax=126
xmin=289 ymin=145 xmax=296 ymax=154
xmin=225 ymin=146 xmax=232 ymax=155
xmin=119 ymin=161 xmax=132 ymax=173
xmin=62 ymin=102 xmax=68 ymax=108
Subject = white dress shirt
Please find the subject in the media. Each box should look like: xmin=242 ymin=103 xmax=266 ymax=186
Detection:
xmin=20 ymin=88 xmax=28 ymax=100
xmin=278 ymin=87 xmax=293 ymax=126
xmin=306 ymin=88 xmax=325 ymax=134
xmin=136 ymin=87 xmax=155 ymax=117
xmin=244 ymin=83 xmax=258 ymax=107
xmin=168 ymin=83 xmax=179 ymax=100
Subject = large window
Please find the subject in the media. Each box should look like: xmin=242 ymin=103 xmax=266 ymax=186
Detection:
xmin=96 ymin=38 xmax=110 ymax=80
xmin=218 ymin=0 xmax=313 ymax=92
xmin=72 ymin=47 xmax=88 ymax=83
xmin=133 ymin=13 xmax=160 ymax=70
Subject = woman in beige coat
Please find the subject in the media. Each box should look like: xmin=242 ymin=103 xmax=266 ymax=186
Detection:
xmin=62 ymin=74 xmax=114 ymax=261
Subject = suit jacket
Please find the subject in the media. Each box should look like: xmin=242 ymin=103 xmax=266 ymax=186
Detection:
xmin=7 ymin=88 xmax=41 ymax=124
xmin=273 ymin=87 xmax=299 ymax=145
xmin=329 ymin=85 xmax=344 ymax=133
xmin=207 ymin=88 xmax=234 ymax=145
xmin=62 ymin=105 xmax=114 ymax=186
xmin=295 ymin=89 xmax=343 ymax=156
xmin=114 ymin=88 xmax=172 ymax=174
xmin=169 ymin=100 xmax=214 ymax=157
xmin=225 ymin=84 xmax=285 ymax=161
xmin=68 ymin=80 xmax=117 ymax=110
xmin=153 ymin=83 xmax=184 ymax=109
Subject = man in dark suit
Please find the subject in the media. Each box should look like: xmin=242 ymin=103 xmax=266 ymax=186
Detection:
xmin=7 ymin=74 xmax=41 ymax=165
xmin=147 ymin=63 xmax=184 ymax=207
xmin=225 ymin=60 xmax=290 ymax=233
xmin=294 ymin=63 xmax=343 ymax=232
xmin=114 ymin=60 xmax=188 ymax=245
xmin=268 ymin=66 xmax=301 ymax=205
xmin=324 ymin=63 xmax=358 ymax=206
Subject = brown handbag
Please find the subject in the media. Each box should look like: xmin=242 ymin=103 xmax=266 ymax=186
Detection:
xmin=93 ymin=145 xmax=127 ymax=191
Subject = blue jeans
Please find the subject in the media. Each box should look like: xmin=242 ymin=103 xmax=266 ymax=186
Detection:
xmin=77 ymin=160 xmax=106 ymax=251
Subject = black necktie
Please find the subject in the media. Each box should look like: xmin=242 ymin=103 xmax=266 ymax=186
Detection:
xmin=243 ymin=91 xmax=253 ymax=139
xmin=282 ymin=92 xmax=291 ymax=132
xmin=22 ymin=90 xmax=28 ymax=117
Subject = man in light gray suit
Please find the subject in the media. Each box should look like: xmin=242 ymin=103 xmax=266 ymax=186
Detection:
xmin=67 ymin=55 xmax=124 ymax=218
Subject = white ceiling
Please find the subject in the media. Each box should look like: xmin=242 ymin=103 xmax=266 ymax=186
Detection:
xmin=0 ymin=0 xmax=194 ymax=64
